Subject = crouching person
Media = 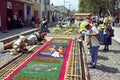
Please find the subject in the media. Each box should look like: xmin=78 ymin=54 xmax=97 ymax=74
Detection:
xmin=27 ymin=32 xmax=47 ymax=45
xmin=27 ymin=32 xmax=40 ymax=45
xmin=11 ymin=35 xmax=28 ymax=55
xmin=38 ymin=32 xmax=47 ymax=44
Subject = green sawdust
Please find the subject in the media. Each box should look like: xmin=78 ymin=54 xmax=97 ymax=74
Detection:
xmin=50 ymin=39 xmax=69 ymax=45
xmin=49 ymin=24 xmax=79 ymax=35
xmin=12 ymin=58 xmax=63 ymax=80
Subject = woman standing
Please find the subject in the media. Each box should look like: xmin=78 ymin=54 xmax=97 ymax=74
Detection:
xmin=103 ymin=25 xmax=113 ymax=51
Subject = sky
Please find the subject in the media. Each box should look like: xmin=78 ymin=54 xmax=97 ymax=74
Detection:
xmin=50 ymin=0 xmax=79 ymax=11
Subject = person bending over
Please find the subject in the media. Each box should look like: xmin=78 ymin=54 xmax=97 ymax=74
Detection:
xmin=12 ymin=35 xmax=28 ymax=55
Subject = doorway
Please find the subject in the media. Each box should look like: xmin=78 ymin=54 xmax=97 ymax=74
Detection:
xmin=7 ymin=9 xmax=13 ymax=30
xmin=18 ymin=10 xmax=23 ymax=18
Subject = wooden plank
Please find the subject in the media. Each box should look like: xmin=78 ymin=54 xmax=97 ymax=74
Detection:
xmin=4 ymin=41 xmax=14 ymax=49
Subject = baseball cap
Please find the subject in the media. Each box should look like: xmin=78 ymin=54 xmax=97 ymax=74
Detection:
xmin=19 ymin=36 xmax=26 ymax=42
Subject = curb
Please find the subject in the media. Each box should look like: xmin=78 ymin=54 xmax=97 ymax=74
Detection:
xmin=0 ymin=28 xmax=40 ymax=43
xmin=0 ymin=22 xmax=57 ymax=44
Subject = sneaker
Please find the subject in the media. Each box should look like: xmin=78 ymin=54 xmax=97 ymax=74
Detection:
xmin=88 ymin=62 xmax=92 ymax=65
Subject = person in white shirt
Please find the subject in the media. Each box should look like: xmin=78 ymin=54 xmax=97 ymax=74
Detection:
xmin=12 ymin=35 xmax=28 ymax=55
xmin=27 ymin=32 xmax=47 ymax=45
xmin=27 ymin=32 xmax=40 ymax=45
xmin=85 ymin=21 xmax=100 ymax=68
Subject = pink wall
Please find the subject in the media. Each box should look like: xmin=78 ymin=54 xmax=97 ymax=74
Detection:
xmin=12 ymin=1 xmax=24 ymax=17
xmin=0 ymin=0 xmax=7 ymax=31
xmin=0 ymin=0 xmax=24 ymax=31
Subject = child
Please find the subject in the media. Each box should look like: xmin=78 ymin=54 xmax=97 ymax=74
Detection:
xmin=77 ymin=36 xmax=85 ymax=53
xmin=12 ymin=35 xmax=28 ymax=55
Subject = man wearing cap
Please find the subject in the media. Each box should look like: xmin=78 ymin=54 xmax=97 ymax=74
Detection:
xmin=85 ymin=21 xmax=100 ymax=68
xmin=12 ymin=35 xmax=28 ymax=55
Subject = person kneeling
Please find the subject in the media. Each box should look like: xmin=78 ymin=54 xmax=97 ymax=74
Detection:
xmin=38 ymin=32 xmax=47 ymax=44
xmin=27 ymin=32 xmax=40 ymax=45
xmin=12 ymin=35 xmax=28 ymax=55
xmin=27 ymin=32 xmax=47 ymax=45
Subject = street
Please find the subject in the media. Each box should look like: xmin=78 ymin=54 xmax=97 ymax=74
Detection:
xmin=85 ymin=39 xmax=120 ymax=80
xmin=0 ymin=0 xmax=120 ymax=80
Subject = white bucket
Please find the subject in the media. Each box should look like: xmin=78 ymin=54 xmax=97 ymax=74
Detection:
xmin=0 ymin=42 xmax=4 ymax=52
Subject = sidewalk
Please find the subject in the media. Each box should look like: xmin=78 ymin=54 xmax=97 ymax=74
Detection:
xmin=112 ymin=26 xmax=120 ymax=44
xmin=0 ymin=27 xmax=40 ymax=43
xmin=0 ymin=22 xmax=57 ymax=43
xmin=85 ymin=26 xmax=120 ymax=80
xmin=0 ymin=27 xmax=35 ymax=39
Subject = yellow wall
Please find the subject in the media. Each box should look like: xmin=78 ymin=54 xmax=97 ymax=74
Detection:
xmin=32 ymin=2 xmax=41 ymax=18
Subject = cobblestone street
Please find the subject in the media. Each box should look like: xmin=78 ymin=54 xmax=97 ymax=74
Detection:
xmin=84 ymin=39 xmax=120 ymax=80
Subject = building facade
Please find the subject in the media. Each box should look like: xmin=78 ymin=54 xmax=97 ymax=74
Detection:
xmin=0 ymin=0 xmax=33 ymax=32
xmin=0 ymin=0 xmax=70 ymax=32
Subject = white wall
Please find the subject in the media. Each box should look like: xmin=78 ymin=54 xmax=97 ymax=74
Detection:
xmin=0 ymin=15 xmax=1 ymax=27
xmin=24 ymin=4 xmax=32 ymax=20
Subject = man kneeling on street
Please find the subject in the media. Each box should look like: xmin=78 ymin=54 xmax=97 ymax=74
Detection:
xmin=27 ymin=31 xmax=47 ymax=45
xmin=12 ymin=35 xmax=28 ymax=55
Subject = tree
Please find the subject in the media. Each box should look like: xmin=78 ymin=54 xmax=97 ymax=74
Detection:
xmin=78 ymin=0 xmax=116 ymax=16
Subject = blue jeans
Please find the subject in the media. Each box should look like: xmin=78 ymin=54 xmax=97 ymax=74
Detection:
xmin=91 ymin=46 xmax=99 ymax=66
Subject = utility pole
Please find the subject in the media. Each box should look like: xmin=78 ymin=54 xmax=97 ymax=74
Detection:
xmin=69 ymin=4 xmax=71 ymax=10
xmin=64 ymin=0 xmax=70 ymax=16
xmin=69 ymin=4 xmax=71 ymax=16
xmin=45 ymin=0 xmax=47 ymax=16
xmin=64 ymin=0 xmax=65 ymax=17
